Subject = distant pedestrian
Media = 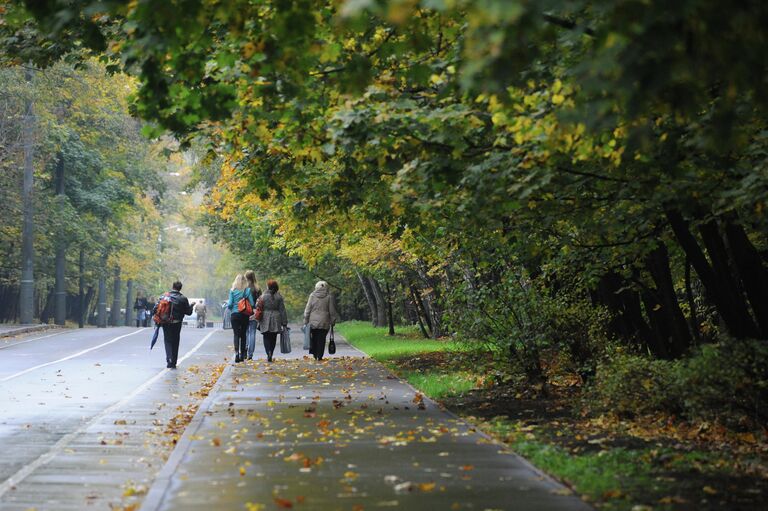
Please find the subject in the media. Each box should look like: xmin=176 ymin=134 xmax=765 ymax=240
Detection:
xmin=146 ymin=296 xmax=156 ymax=327
xmin=244 ymin=270 xmax=262 ymax=360
xmin=225 ymin=274 xmax=254 ymax=363
xmin=133 ymin=293 xmax=149 ymax=327
xmin=303 ymin=281 xmax=337 ymax=360
xmin=194 ymin=300 xmax=207 ymax=328
xmin=153 ymin=281 xmax=194 ymax=369
xmin=258 ymin=279 xmax=288 ymax=362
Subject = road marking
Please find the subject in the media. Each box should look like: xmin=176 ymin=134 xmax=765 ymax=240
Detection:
xmin=0 ymin=329 xmax=146 ymax=382
xmin=0 ymin=330 xmax=69 ymax=350
xmin=0 ymin=329 xmax=220 ymax=498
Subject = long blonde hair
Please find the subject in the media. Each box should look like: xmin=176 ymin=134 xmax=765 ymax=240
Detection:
xmin=231 ymin=274 xmax=246 ymax=291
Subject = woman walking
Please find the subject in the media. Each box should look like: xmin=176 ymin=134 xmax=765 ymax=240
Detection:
xmin=225 ymin=274 xmax=255 ymax=363
xmin=303 ymin=281 xmax=337 ymax=360
xmin=244 ymin=270 xmax=262 ymax=360
xmin=259 ymin=279 xmax=288 ymax=362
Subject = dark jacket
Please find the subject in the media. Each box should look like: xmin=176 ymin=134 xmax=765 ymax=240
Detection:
xmin=154 ymin=290 xmax=193 ymax=323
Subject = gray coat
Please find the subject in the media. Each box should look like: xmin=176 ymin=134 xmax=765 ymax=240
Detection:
xmin=303 ymin=288 xmax=337 ymax=330
xmin=258 ymin=290 xmax=288 ymax=333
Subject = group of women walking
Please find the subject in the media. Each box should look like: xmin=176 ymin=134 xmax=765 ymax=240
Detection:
xmin=224 ymin=272 xmax=337 ymax=363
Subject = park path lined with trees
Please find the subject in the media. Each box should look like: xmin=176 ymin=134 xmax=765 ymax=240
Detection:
xmin=1 ymin=1 xmax=767 ymax=509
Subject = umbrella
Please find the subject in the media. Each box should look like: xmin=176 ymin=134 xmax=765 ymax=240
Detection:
xmin=150 ymin=325 xmax=161 ymax=350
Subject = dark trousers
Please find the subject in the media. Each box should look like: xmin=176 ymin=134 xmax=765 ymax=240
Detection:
xmin=162 ymin=322 xmax=183 ymax=368
xmin=263 ymin=332 xmax=278 ymax=357
xmin=310 ymin=328 xmax=328 ymax=360
xmin=230 ymin=312 xmax=248 ymax=358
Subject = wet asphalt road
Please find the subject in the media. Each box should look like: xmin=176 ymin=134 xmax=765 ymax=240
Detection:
xmin=0 ymin=325 xmax=230 ymax=510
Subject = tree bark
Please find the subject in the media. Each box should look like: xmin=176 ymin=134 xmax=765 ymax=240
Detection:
xmin=409 ymin=286 xmax=430 ymax=339
xmin=111 ymin=266 xmax=121 ymax=327
xmin=19 ymin=67 xmax=35 ymax=324
xmin=644 ymin=242 xmax=692 ymax=357
xmin=78 ymin=247 xmax=85 ymax=328
xmin=54 ymin=151 xmax=66 ymax=326
xmin=723 ymin=221 xmax=768 ymax=338
xmin=666 ymin=209 xmax=759 ymax=338
xmin=684 ymin=256 xmax=702 ymax=344
xmin=386 ymin=281 xmax=395 ymax=336
xmin=97 ymin=255 xmax=107 ymax=328
xmin=125 ymin=279 xmax=134 ymax=327
xmin=356 ymin=271 xmax=378 ymax=326
xmin=369 ymin=277 xmax=388 ymax=327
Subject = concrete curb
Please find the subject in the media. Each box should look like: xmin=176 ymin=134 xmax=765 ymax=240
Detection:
xmin=140 ymin=361 xmax=235 ymax=511
xmin=0 ymin=324 xmax=63 ymax=339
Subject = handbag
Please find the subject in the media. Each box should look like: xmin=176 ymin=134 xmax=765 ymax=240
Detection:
xmin=280 ymin=326 xmax=292 ymax=354
xmin=237 ymin=289 xmax=253 ymax=315
xmin=328 ymin=326 xmax=336 ymax=355
xmin=302 ymin=324 xmax=311 ymax=350
xmin=254 ymin=296 xmax=264 ymax=321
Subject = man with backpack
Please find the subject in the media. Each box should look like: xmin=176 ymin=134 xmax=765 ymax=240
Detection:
xmin=153 ymin=280 xmax=195 ymax=369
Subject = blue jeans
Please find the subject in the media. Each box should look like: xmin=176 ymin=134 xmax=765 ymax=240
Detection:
xmin=246 ymin=320 xmax=257 ymax=359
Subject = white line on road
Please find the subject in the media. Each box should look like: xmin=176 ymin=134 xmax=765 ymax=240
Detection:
xmin=0 ymin=329 xmax=146 ymax=382
xmin=0 ymin=329 xmax=220 ymax=498
xmin=0 ymin=330 xmax=69 ymax=350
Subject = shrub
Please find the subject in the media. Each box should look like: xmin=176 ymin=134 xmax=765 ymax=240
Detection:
xmin=673 ymin=339 xmax=768 ymax=427
xmin=588 ymin=340 xmax=768 ymax=427
xmin=589 ymin=351 xmax=678 ymax=417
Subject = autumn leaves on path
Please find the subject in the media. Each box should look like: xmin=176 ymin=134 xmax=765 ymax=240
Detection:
xmin=141 ymin=341 xmax=590 ymax=511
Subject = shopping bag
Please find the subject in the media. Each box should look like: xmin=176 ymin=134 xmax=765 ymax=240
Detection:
xmin=328 ymin=326 xmax=336 ymax=355
xmin=302 ymin=324 xmax=310 ymax=350
xmin=280 ymin=326 xmax=292 ymax=354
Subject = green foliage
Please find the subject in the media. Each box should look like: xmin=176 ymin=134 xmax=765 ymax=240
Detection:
xmin=589 ymin=351 xmax=678 ymax=417
xmin=590 ymin=340 xmax=768 ymax=426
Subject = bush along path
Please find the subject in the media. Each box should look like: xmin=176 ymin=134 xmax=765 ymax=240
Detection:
xmin=140 ymin=326 xmax=590 ymax=511
xmin=337 ymin=322 xmax=768 ymax=511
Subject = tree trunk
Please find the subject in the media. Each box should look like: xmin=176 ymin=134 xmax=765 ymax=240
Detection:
xmin=19 ymin=67 xmax=35 ymax=325
xmin=594 ymin=272 xmax=657 ymax=351
xmin=54 ymin=151 xmax=66 ymax=326
xmin=111 ymin=267 xmax=121 ymax=327
xmin=723 ymin=221 xmax=768 ymax=338
xmin=386 ymin=281 xmax=395 ymax=336
xmin=369 ymin=277 xmax=388 ymax=327
xmin=78 ymin=247 xmax=85 ymax=328
xmin=644 ymin=242 xmax=692 ymax=357
xmin=356 ymin=271 xmax=378 ymax=326
xmin=125 ymin=279 xmax=134 ymax=327
xmin=409 ymin=286 xmax=430 ymax=339
xmin=410 ymin=285 xmax=433 ymax=334
xmin=97 ymin=255 xmax=107 ymax=328
xmin=666 ymin=209 xmax=759 ymax=338
xmin=684 ymin=257 xmax=702 ymax=344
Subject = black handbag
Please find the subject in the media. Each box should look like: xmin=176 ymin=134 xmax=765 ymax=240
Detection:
xmin=328 ymin=326 xmax=336 ymax=355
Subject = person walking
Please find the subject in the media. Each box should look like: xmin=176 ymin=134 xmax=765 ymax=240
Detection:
xmin=225 ymin=274 xmax=254 ymax=363
xmin=153 ymin=281 xmax=194 ymax=369
xmin=194 ymin=300 xmax=207 ymax=328
xmin=244 ymin=270 xmax=262 ymax=360
xmin=259 ymin=279 xmax=288 ymax=362
xmin=303 ymin=281 xmax=337 ymax=360
xmin=133 ymin=293 xmax=148 ymax=328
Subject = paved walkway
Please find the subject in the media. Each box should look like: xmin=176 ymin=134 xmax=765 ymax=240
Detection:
xmin=0 ymin=324 xmax=60 ymax=338
xmin=141 ymin=327 xmax=590 ymax=511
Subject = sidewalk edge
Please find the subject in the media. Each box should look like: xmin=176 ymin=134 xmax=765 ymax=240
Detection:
xmin=139 ymin=361 xmax=234 ymax=511
xmin=339 ymin=332 xmax=594 ymax=510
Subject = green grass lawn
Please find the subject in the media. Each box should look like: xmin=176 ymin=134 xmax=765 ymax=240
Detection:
xmin=336 ymin=321 xmax=476 ymax=398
